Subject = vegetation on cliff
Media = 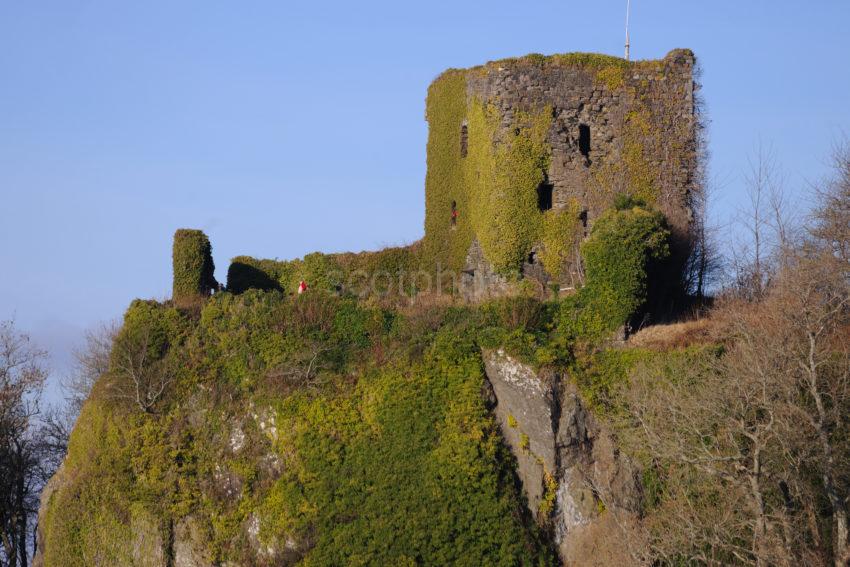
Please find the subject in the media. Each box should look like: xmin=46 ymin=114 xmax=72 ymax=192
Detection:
xmin=36 ymin=201 xmax=672 ymax=565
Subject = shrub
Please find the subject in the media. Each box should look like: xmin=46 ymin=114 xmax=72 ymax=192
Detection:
xmin=172 ymin=229 xmax=217 ymax=303
xmin=571 ymin=206 xmax=670 ymax=335
xmin=226 ymin=258 xmax=283 ymax=293
xmin=483 ymin=296 xmax=547 ymax=331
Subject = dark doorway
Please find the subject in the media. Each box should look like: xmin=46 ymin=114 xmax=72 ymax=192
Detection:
xmin=460 ymin=123 xmax=468 ymax=158
xmin=537 ymin=182 xmax=553 ymax=212
xmin=578 ymin=124 xmax=590 ymax=158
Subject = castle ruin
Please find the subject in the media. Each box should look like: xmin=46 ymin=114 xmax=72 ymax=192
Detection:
xmin=421 ymin=49 xmax=699 ymax=300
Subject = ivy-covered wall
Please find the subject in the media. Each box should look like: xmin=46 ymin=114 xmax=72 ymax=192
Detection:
xmin=219 ymin=49 xmax=697 ymax=301
xmin=422 ymin=49 xmax=698 ymax=292
xmin=172 ymin=229 xmax=217 ymax=303
xmin=226 ymin=245 xmax=420 ymax=298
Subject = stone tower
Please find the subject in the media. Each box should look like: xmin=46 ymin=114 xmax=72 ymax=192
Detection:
xmin=421 ymin=49 xmax=698 ymax=300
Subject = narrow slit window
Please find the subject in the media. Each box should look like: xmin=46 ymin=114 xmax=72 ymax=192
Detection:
xmin=578 ymin=124 xmax=591 ymax=158
xmin=537 ymin=182 xmax=553 ymax=212
xmin=460 ymin=123 xmax=468 ymax=158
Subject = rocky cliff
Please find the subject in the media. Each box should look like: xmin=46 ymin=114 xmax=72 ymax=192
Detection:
xmin=483 ymin=349 xmax=643 ymax=565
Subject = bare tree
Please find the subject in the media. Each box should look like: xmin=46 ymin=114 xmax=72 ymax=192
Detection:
xmin=811 ymin=139 xmax=850 ymax=263
xmin=266 ymin=341 xmax=331 ymax=391
xmin=625 ymin=242 xmax=850 ymax=566
xmin=773 ymin=254 xmax=850 ymax=566
xmin=682 ymin=74 xmax=725 ymax=302
xmin=731 ymin=143 xmax=795 ymax=299
xmin=685 ymin=174 xmax=725 ymax=299
xmin=624 ymin=335 xmax=790 ymax=566
xmin=106 ymin=327 xmax=174 ymax=414
xmin=0 ymin=320 xmax=48 ymax=567
xmin=62 ymin=320 xmax=117 ymax=418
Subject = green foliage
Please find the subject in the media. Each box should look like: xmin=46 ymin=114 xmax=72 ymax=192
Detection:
xmin=539 ymin=198 xmax=582 ymax=280
xmin=422 ymin=70 xmax=555 ymax=277
xmin=464 ymin=101 xmax=552 ymax=276
xmin=227 ymin=246 xmax=420 ymax=298
xmin=571 ymin=348 xmax=655 ymax=415
xmin=226 ymin=256 xmax=285 ymax=293
xmin=172 ymin=229 xmax=217 ymax=303
xmin=41 ymin=291 xmax=555 ymax=565
xmin=539 ymin=472 xmax=558 ymax=517
xmin=588 ymin=104 xmax=663 ymax=209
xmin=262 ymin=353 xmax=551 ymax=565
xmin=420 ymin=52 xmax=687 ymax=282
xmin=227 ymin=253 xmax=345 ymax=295
xmin=571 ymin=344 xmax=722 ymax=419
xmin=422 ymin=70 xmax=473 ymax=274
xmin=641 ymin=465 xmax=664 ymax=512
xmin=40 ymin=278 xmax=715 ymax=566
xmin=558 ymin=206 xmax=670 ymax=340
xmin=613 ymin=193 xmax=647 ymax=211
xmin=474 ymin=52 xmax=630 ymax=78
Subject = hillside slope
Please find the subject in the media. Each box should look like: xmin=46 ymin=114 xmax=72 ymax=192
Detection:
xmin=35 ymin=203 xmax=687 ymax=566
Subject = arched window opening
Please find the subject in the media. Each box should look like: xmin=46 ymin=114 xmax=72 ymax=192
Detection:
xmin=537 ymin=182 xmax=553 ymax=212
xmin=460 ymin=122 xmax=468 ymax=158
xmin=578 ymin=124 xmax=591 ymax=159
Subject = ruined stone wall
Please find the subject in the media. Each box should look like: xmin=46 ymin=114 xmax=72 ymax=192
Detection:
xmin=423 ymin=49 xmax=698 ymax=295
xmin=465 ymin=49 xmax=696 ymax=236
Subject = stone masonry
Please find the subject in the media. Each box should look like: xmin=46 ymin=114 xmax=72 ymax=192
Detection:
xmin=427 ymin=49 xmax=698 ymax=297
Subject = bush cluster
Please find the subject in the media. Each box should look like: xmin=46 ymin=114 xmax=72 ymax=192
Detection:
xmin=41 ymin=290 xmax=557 ymax=565
xmin=558 ymin=204 xmax=670 ymax=341
xmin=226 ymin=246 xmax=420 ymax=297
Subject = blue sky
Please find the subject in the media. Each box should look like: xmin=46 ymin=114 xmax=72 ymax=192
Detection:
xmin=1 ymin=1 xmax=848 ymax=395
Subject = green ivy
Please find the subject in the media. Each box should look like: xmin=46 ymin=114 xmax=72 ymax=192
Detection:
xmin=422 ymin=70 xmax=472 ymax=275
xmin=465 ymin=101 xmax=552 ymax=276
xmin=172 ymin=229 xmax=217 ymax=303
xmin=539 ymin=198 xmax=583 ymax=281
xmin=41 ymin=291 xmax=558 ymax=565
xmin=227 ymin=246 xmax=420 ymax=297
xmin=558 ymin=205 xmax=670 ymax=341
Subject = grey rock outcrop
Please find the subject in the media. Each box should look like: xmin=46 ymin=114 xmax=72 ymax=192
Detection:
xmin=483 ymin=349 xmax=643 ymax=565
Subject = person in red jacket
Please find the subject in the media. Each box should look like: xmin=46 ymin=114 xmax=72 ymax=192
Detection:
xmin=297 ymin=280 xmax=308 ymax=294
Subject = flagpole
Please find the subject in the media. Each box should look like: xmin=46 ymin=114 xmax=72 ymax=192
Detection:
xmin=625 ymin=0 xmax=631 ymax=61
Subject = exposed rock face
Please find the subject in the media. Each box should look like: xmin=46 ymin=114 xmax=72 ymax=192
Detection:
xmin=483 ymin=349 xmax=643 ymax=565
xmin=483 ymin=348 xmax=558 ymax=513
xmin=173 ymin=518 xmax=214 ymax=567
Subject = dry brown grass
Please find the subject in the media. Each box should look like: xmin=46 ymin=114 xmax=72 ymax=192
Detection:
xmin=627 ymin=316 xmax=719 ymax=350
